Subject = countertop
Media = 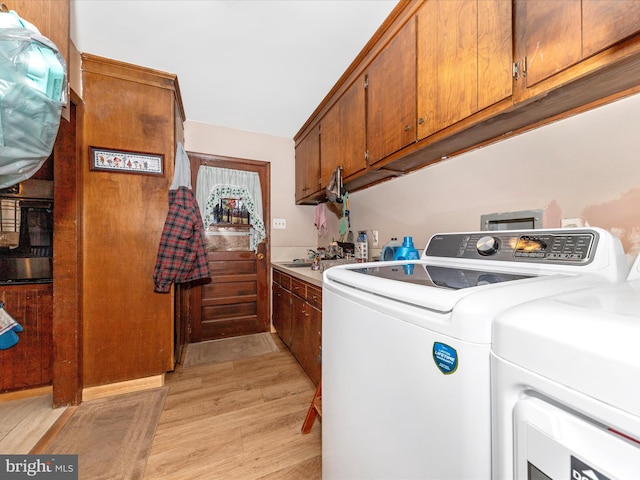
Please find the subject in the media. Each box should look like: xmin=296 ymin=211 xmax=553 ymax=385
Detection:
xmin=271 ymin=262 xmax=324 ymax=288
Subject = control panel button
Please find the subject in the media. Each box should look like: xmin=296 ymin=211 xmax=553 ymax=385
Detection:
xmin=477 ymin=236 xmax=499 ymax=256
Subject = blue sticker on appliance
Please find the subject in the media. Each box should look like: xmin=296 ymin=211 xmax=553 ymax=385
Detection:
xmin=433 ymin=342 xmax=458 ymax=375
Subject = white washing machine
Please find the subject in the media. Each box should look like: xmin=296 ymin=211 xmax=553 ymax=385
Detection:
xmin=322 ymin=228 xmax=627 ymax=480
xmin=491 ymin=254 xmax=640 ymax=479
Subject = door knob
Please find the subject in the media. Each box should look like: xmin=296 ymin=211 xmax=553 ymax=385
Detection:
xmin=257 ymin=253 xmax=265 ymax=260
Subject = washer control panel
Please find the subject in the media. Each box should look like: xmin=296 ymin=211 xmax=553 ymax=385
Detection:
xmin=426 ymin=230 xmax=598 ymax=264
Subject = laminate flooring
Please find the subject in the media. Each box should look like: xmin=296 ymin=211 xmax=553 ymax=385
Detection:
xmin=0 ymin=394 xmax=66 ymax=454
xmin=144 ymin=333 xmax=322 ymax=479
xmin=0 ymin=334 xmax=321 ymax=479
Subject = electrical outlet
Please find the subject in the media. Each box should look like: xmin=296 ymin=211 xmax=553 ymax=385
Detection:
xmin=372 ymin=230 xmax=379 ymax=247
xmin=273 ymin=218 xmax=286 ymax=229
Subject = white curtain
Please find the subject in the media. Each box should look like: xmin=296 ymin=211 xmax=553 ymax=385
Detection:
xmin=196 ymin=166 xmax=265 ymax=251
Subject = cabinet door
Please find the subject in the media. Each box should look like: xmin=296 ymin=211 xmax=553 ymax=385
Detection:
xmin=303 ymin=304 xmax=322 ymax=386
xmin=289 ymin=293 xmax=306 ymax=369
xmin=272 ymin=282 xmax=292 ymax=347
xmin=320 ymin=77 xmax=367 ymax=186
xmin=417 ymin=0 xmax=512 ymax=139
xmin=514 ymin=0 xmax=640 ymax=101
xmin=0 ymin=285 xmax=53 ymax=392
xmin=583 ymin=0 xmax=640 ymax=58
xmin=515 ymin=0 xmax=582 ymax=91
xmin=291 ymin=294 xmax=321 ymax=386
xmin=366 ymin=17 xmax=417 ymax=165
xmin=295 ymin=125 xmax=321 ymax=202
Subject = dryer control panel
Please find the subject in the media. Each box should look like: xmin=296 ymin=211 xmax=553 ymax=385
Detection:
xmin=426 ymin=229 xmax=598 ymax=265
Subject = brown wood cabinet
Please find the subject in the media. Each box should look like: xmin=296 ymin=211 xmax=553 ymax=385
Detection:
xmin=0 ymin=284 xmax=53 ymax=392
xmin=272 ymin=270 xmax=292 ymax=347
xmin=417 ymin=0 xmax=512 ymax=139
xmin=80 ymin=54 xmax=184 ymax=388
xmin=320 ymin=77 xmax=367 ymax=186
xmin=366 ymin=16 xmax=417 ymax=165
xmin=272 ymin=269 xmax=321 ymax=385
xmin=295 ymin=125 xmax=321 ymax=202
xmin=294 ymin=0 xmax=640 ymax=204
xmin=514 ymin=0 xmax=640 ymax=101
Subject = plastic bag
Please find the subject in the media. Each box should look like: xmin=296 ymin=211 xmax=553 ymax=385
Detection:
xmin=0 ymin=10 xmax=67 ymax=189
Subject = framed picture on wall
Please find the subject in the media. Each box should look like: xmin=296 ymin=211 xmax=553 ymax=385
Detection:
xmin=89 ymin=147 xmax=164 ymax=176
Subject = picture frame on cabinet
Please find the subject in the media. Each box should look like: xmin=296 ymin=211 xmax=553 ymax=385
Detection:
xmin=89 ymin=146 xmax=164 ymax=176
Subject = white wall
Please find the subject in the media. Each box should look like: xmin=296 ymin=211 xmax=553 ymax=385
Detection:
xmin=186 ymin=92 xmax=640 ymax=266
xmin=184 ymin=121 xmax=317 ymax=261
xmin=333 ymin=92 xmax=640 ymax=265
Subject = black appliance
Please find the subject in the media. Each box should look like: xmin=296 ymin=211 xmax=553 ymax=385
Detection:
xmin=0 ymin=181 xmax=53 ymax=284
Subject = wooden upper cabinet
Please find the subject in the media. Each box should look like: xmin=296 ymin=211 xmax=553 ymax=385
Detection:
xmin=514 ymin=0 xmax=640 ymax=101
xmin=417 ymin=0 xmax=512 ymax=140
xmin=320 ymin=77 xmax=366 ymax=186
xmin=515 ymin=0 xmax=582 ymax=91
xmin=295 ymin=125 xmax=321 ymax=202
xmin=582 ymin=0 xmax=640 ymax=57
xmin=366 ymin=17 xmax=417 ymax=165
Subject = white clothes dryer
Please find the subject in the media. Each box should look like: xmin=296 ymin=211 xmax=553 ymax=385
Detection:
xmin=491 ymin=254 xmax=640 ymax=479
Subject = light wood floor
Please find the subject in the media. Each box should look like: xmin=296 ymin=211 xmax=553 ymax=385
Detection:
xmin=144 ymin=334 xmax=322 ymax=479
xmin=0 ymin=334 xmax=321 ymax=479
xmin=0 ymin=393 xmax=67 ymax=454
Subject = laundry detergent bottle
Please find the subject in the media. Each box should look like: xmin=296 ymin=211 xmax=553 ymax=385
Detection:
xmin=381 ymin=237 xmax=401 ymax=261
xmin=393 ymin=236 xmax=419 ymax=260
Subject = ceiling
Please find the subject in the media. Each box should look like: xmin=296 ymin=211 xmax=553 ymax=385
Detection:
xmin=70 ymin=0 xmax=398 ymax=139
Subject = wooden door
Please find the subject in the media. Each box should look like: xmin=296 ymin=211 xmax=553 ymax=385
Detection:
xmin=366 ymin=16 xmax=417 ymax=165
xmin=188 ymin=153 xmax=270 ymax=342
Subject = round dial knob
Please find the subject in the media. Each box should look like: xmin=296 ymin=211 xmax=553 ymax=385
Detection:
xmin=476 ymin=236 xmax=500 ymax=256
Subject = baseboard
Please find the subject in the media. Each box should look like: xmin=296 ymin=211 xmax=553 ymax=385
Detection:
xmin=82 ymin=374 xmax=165 ymax=402
xmin=0 ymin=386 xmax=52 ymax=403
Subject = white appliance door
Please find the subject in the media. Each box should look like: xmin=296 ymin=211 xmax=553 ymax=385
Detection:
xmin=515 ymin=397 xmax=640 ymax=479
xmin=322 ymin=284 xmax=491 ymax=480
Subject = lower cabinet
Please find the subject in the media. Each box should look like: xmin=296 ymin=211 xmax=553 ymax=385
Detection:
xmin=0 ymin=283 xmax=53 ymax=392
xmin=272 ymin=269 xmax=321 ymax=385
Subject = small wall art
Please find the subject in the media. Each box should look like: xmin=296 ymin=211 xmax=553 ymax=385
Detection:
xmin=90 ymin=147 xmax=164 ymax=176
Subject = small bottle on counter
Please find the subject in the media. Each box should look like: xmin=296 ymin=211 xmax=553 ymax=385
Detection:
xmin=356 ymin=230 xmax=369 ymax=263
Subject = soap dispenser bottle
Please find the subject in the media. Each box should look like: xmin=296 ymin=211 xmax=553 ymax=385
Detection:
xmin=393 ymin=236 xmax=420 ymax=261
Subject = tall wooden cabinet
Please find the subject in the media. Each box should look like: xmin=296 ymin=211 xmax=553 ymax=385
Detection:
xmin=80 ymin=54 xmax=185 ymax=388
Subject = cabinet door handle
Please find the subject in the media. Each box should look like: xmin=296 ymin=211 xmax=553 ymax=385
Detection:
xmin=404 ymin=124 xmax=411 ymax=131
